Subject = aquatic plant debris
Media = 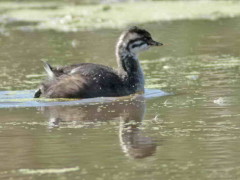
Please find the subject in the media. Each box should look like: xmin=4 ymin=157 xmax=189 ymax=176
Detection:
xmin=18 ymin=166 xmax=79 ymax=175
xmin=1 ymin=1 xmax=240 ymax=31
xmin=213 ymin=97 xmax=225 ymax=105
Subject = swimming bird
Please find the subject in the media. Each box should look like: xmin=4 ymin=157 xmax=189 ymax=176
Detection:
xmin=34 ymin=26 xmax=163 ymax=98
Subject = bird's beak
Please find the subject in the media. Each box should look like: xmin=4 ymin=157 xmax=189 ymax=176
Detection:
xmin=148 ymin=40 xmax=163 ymax=46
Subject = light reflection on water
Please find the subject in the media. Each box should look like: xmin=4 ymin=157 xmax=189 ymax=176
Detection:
xmin=0 ymin=17 xmax=240 ymax=179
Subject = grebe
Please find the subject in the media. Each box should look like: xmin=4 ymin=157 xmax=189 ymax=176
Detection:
xmin=34 ymin=26 xmax=163 ymax=98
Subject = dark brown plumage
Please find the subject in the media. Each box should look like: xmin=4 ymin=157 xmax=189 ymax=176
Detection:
xmin=34 ymin=26 xmax=163 ymax=98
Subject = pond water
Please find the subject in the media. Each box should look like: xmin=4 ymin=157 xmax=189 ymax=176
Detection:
xmin=0 ymin=15 xmax=240 ymax=179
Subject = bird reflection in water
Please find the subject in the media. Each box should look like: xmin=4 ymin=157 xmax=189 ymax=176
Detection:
xmin=39 ymin=95 xmax=157 ymax=159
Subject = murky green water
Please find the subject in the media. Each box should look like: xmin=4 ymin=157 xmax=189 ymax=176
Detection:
xmin=1 ymin=8 xmax=240 ymax=180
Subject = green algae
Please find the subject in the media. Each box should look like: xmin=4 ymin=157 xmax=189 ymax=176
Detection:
xmin=1 ymin=1 xmax=240 ymax=31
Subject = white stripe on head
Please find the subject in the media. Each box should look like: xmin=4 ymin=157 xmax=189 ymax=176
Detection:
xmin=129 ymin=40 xmax=149 ymax=53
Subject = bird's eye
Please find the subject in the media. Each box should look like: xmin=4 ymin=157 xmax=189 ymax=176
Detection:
xmin=144 ymin=37 xmax=151 ymax=41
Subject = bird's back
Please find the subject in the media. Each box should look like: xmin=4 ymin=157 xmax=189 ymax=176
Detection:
xmin=35 ymin=63 xmax=128 ymax=98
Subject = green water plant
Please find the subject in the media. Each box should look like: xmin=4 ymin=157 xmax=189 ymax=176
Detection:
xmin=1 ymin=1 xmax=240 ymax=31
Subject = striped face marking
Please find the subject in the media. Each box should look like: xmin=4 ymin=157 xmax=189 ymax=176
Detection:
xmin=127 ymin=37 xmax=150 ymax=53
xmin=122 ymin=28 xmax=153 ymax=54
xmin=116 ymin=26 xmax=162 ymax=57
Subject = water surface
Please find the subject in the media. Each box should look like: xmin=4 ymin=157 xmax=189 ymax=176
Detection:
xmin=0 ymin=16 xmax=240 ymax=180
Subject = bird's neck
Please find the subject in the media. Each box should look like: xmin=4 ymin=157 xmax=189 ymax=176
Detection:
xmin=116 ymin=44 xmax=144 ymax=92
